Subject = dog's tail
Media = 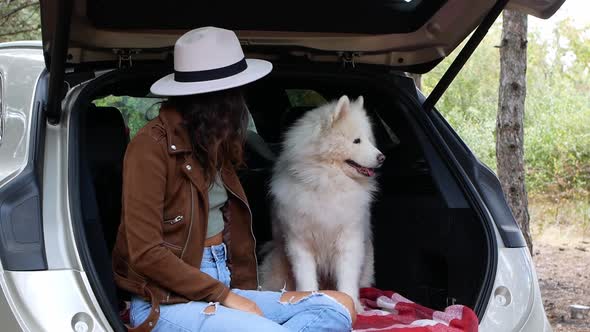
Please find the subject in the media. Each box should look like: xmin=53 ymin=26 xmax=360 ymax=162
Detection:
xmin=257 ymin=241 xmax=274 ymax=288
xmin=257 ymin=240 xmax=293 ymax=291
xmin=258 ymin=240 xmax=274 ymax=258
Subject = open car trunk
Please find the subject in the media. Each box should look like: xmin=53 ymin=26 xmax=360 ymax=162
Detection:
xmin=66 ymin=63 xmax=494 ymax=329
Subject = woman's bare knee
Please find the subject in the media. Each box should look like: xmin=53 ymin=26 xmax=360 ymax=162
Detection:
xmin=319 ymin=290 xmax=357 ymax=323
xmin=203 ymin=304 xmax=217 ymax=314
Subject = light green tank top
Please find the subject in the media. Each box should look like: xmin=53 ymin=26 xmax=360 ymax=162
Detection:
xmin=207 ymin=174 xmax=227 ymax=238
xmin=206 ymin=111 xmax=255 ymax=238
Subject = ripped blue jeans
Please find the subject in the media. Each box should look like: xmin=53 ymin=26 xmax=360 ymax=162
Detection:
xmin=130 ymin=243 xmax=352 ymax=331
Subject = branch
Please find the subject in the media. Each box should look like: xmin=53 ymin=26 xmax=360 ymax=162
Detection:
xmin=20 ymin=4 xmax=37 ymax=24
xmin=0 ymin=1 xmax=39 ymax=23
xmin=0 ymin=25 xmax=40 ymax=38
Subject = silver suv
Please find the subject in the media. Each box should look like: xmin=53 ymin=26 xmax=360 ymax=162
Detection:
xmin=0 ymin=0 xmax=564 ymax=331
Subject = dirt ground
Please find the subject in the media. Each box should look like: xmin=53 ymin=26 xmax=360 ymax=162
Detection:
xmin=534 ymin=227 xmax=590 ymax=332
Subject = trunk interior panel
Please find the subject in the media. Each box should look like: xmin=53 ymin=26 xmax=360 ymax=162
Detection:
xmin=67 ymin=64 xmax=491 ymax=328
xmin=86 ymin=0 xmax=445 ymax=34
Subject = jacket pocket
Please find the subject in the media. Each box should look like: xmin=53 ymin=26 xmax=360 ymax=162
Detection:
xmin=163 ymin=215 xmax=184 ymax=225
xmin=162 ymin=214 xmax=186 ymax=249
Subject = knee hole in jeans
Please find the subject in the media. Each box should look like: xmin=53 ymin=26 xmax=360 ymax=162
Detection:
xmin=280 ymin=291 xmax=356 ymax=324
xmin=201 ymin=302 xmax=219 ymax=315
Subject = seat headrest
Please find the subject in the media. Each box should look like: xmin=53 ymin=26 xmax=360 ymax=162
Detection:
xmin=86 ymin=105 xmax=125 ymax=128
xmin=83 ymin=105 xmax=128 ymax=163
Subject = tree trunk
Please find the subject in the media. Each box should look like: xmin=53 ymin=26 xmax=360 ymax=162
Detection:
xmin=497 ymin=10 xmax=533 ymax=254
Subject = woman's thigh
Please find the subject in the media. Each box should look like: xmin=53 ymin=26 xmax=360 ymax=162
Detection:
xmin=233 ymin=289 xmax=352 ymax=330
xmin=131 ymin=297 xmax=289 ymax=332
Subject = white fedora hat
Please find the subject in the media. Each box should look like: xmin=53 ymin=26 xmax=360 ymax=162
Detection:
xmin=150 ymin=27 xmax=272 ymax=96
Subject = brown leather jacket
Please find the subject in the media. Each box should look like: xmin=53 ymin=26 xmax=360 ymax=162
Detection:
xmin=112 ymin=105 xmax=258 ymax=331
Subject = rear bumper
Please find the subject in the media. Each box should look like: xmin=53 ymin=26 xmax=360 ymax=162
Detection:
xmin=0 ymin=269 xmax=111 ymax=332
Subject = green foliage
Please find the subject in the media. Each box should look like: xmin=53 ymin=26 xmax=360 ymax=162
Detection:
xmin=423 ymin=19 xmax=590 ymax=198
xmin=93 ymin=96 xmax=164 ymax=138
xmin=530 ymin=194 xmax=590 ymax=237
xmin=286 ymin=89 xmax=327 ymax=107
xmin=0 ymin=1 xmax=41 ymax=42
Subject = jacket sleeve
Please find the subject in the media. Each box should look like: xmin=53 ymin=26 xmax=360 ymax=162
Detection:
xmin=121 ymin=132 xmax=230 ymax=302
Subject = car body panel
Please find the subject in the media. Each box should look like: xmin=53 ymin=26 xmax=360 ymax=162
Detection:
xmin=507 ymin=0 xmax=566 ymax=18
xmin=0 ymin=280 xmax=21 ymax=332
xmin=0 ymin=44 xmax=555 ymax=332
xmin=0 ymin=45 xmax=44 ymax=188
xmin=480 ymin=245 xmax=552 ymax=331
xmin=0 ymin=45 xmax=112 ymax=331
xmin=39 ymin=0 xmax=564 ymax=71
xmin=43 ymin=112 xmax=85 ymax=270
xmin=2 ymin=270 xmax=111 ymax=331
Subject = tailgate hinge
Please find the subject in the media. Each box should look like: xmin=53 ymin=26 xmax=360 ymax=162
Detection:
xmin=113 ymin=48 xmax=141 ymax=68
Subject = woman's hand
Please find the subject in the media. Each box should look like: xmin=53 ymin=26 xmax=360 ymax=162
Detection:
xmin=221 ymin=291 xmax=264 ymax=316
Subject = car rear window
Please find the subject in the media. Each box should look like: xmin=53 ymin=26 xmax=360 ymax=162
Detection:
xmin=286 ymin=89 xmax=327 ymax=108
xmin=93 ymin=96 xmax=163 ymax=139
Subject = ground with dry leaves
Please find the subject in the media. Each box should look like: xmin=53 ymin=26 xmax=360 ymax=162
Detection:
xmin=534 ymin=226 xmax=590 ymax=332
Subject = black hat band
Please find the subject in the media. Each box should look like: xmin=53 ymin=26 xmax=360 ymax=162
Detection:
xmin=174 ymin=58 xmax=248 ymax=83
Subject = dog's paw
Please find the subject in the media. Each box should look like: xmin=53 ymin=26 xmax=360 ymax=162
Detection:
xmin=354 ymin=298 xmax=365 ymax=313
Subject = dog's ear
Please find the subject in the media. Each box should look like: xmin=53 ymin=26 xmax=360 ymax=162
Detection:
xmin=355 ymin=95 xmax=364 ymax=108
xmin=332 ymin=95 xmax=350 ymax=125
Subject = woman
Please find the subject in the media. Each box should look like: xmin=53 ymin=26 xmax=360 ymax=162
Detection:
xmin=112 ymin=27 xmax=356 ymax=332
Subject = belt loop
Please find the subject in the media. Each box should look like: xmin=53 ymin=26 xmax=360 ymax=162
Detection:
xmin=212 ymin=243 xmax=226 ymax=262
xmin=211 ymin=245 xmax=220 ymax=262
xmin=125 ymin=287 xmax=160 ymax=332
xmin=214 ymin=246 xmax=219 ymax=263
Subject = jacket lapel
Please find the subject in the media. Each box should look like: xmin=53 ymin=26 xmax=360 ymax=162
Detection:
xmin=181 ymin=159 xmax=207 ymax=192
xmin=158 ymin=104 xmax=192 ymax=154
xmin=220 ymin=167 xmax=249 ymax=205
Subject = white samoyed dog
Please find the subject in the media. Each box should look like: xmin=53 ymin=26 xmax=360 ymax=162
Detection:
xmin=259 ymin=95 xmax=384 ymax=312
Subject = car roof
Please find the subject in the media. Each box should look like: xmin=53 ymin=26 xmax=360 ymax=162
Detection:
xmin=0 ymin=41 xmax=43 ymax=51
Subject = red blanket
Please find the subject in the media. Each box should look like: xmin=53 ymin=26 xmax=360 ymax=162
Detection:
xmin=354 ymin=288 xmax=479 ymax=332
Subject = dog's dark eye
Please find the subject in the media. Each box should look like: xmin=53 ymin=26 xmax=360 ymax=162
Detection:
xmin=353 ymin=138 xmax=361 ymax=144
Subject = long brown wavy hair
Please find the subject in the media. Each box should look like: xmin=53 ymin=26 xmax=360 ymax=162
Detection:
xmin=170 ymin=88 xmax=248 ymax=184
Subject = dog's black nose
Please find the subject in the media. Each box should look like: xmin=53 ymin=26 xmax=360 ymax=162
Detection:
xmin=377 ymin=153 xmax=386 ymax=164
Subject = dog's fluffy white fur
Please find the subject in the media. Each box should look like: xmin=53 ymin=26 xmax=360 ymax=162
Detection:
xmin=259 ymin=95 xmax=383 ymax=312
